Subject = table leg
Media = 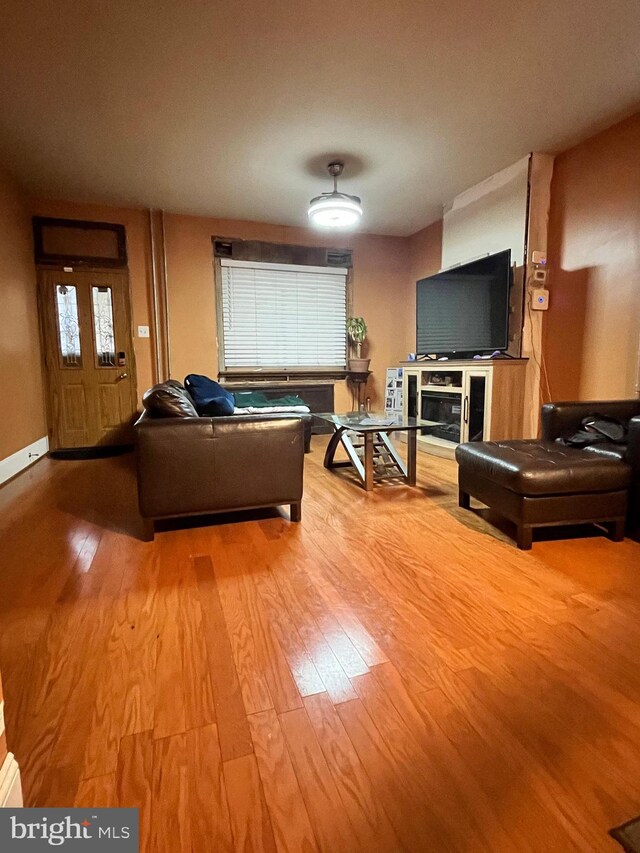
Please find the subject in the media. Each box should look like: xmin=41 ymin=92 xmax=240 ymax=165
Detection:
xmin=323 ymin=427 xmax=344 ymax=469
xmin=407 ymin=429 xmax=417 ymax=486
xmin=364 ymin=432 xmax=374 ymax=491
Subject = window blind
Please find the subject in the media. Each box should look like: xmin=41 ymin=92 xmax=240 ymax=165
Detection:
xmin=220 ymin=259 xmax=347 ymax=370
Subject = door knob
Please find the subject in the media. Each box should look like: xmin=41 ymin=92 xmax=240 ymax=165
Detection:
xmin=117 ymin=372 xmax=128 ymax=381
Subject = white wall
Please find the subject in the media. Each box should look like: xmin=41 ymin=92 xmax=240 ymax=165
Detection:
xmin=442 ymin=156 xmax=530 ymax=269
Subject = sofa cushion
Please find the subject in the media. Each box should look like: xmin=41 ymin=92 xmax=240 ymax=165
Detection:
xmin=184 ymin=374 xmax=235 ymax=416
xmin=142 ymin=381 xmax=198 ymax=418
xmin=456 ymin=439 xmax=631 ymax=496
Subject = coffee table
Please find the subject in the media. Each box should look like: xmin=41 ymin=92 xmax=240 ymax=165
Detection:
xmin=315 ymin=412 xmax=420 ymax=491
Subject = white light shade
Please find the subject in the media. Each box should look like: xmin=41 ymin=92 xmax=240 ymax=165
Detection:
xmin=308 ymin=193 xmax=363 ymax=228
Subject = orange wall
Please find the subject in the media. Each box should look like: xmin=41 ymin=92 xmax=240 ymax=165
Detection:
xmin=164 ymin=213 xmax=411 ymax=409
xmin=544 ymin=114 xmax=640 ymax=400
xmin=409 ymin=219 xmax=443 ymax=282
xmin=407 ymin=220 xmax=443 ymax=352
xmin=26 ymin=116 xmax=640 ymax=438
xmin=30 ymin=201 xmax=413 ymax=409
xmin=0 ymin=165 xmax=46 ymax=460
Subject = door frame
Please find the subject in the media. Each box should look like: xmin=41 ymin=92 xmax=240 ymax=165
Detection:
xmin=36 ymin=265 xmax=139 ymax=452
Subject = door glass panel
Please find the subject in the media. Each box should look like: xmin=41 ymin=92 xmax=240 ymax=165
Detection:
xmin=55 ymin=284 xmax=82 ymax=367
xmin=91 ymin=286 xmax=116 ymax=367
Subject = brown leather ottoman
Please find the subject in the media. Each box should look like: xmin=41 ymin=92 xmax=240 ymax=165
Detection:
xmin=455 ymin=439 xmax=631 ymax=549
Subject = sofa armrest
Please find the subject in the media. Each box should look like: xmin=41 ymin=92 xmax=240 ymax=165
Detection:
xmin=541 ymin=400 xmax=640 ymax=441
xmin=627 ymin=416 xmax=640 ymax=539
xmin=627 ymin=415 xmax=640 ymax=470
xmin=136 ymin=417 xmax=216 ymax=517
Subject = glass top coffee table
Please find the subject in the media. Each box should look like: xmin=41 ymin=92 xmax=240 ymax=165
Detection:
xmin=315 ymin=412 xmax=420 ymax=491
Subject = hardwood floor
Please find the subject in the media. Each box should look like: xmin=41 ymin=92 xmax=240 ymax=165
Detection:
xmin=1 ymin=438 xmax=640 ymax=851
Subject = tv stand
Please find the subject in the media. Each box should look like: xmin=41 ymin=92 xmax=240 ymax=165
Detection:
xmin=400 ymin=357 xmax=528 ymax=458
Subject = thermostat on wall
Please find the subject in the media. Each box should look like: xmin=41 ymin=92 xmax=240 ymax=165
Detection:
xmin=531 ymin=288 xmax=549 ymax=310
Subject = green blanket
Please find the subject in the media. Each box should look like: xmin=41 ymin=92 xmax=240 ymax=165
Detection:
xmin=234 ymin=391 xmax=308 ymax=408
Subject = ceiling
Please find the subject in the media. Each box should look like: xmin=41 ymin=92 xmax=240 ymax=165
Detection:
xmin=0 ymin=0 xmax=638 ymax=236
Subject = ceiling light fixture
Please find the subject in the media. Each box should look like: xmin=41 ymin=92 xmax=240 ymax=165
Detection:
xmin=308 ymin=161 xmax=362 ymax=229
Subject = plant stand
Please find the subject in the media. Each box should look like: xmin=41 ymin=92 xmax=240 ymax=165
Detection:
xmin=346 ymin=370 xmax=371 ymax=411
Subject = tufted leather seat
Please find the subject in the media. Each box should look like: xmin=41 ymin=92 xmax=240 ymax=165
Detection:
xmin=456 ymin=439 xmax=631 ymax=496
xmin=455 ymin=399 xmax=640 ymax=549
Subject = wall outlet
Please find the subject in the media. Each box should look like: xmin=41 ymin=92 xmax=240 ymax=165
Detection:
xmin=533 ymin=268 xmax=548 ymax=282
xmin=531 ymin=288 xmax=549 ymax=310
xmin=137 ymin=325 xmax=150 ymax=338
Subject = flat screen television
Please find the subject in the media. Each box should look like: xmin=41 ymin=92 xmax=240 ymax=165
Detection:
xmin=416 ymin=249 xmax=511 ymax=356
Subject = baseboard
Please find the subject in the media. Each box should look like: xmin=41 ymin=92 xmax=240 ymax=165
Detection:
xmin=0 ymin=436 xmax=48 ymax=487
xmin=0 ymin=753 xmax=22 ymax=808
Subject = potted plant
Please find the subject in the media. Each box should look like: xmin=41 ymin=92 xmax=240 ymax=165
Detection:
xmin=346 ymin=316 xmax=370 ymax=372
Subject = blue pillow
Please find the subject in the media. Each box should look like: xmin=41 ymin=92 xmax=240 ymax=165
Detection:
xmin=184 ymin=374 xmax=235 ymax=416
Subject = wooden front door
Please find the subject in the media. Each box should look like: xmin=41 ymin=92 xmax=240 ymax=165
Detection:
xmin=38 ymin=269 xmax=138 ymax=451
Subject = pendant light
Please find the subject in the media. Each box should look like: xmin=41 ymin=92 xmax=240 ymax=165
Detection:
xmin=308 ymin=161 xmax=363 ymax=228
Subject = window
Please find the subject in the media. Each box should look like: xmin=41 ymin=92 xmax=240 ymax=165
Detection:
xmin=219 ymin=259 xmax=348 ymax=372
xmin=91 ymin=285 xmax=116 ymax=366
xmin=55 ymin=284 xmax=82 ymax=367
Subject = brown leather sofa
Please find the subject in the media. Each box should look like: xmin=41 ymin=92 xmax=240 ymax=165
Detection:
xmin=135 ymin=382 xmax=305 ymax=539
xmin=456 ymin=399 xmax=640 ymax=549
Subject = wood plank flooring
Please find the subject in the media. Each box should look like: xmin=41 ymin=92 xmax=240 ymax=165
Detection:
xmin=1 ymin=438 xmax=640 ymax=851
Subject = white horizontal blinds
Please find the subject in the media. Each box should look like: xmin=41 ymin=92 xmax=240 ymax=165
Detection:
xmin=221 ymin=259 xmax=347 ymax=369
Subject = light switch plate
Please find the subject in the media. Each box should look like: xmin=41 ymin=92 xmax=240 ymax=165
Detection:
xmin=137 ymin=325 xmax=150 ymax=338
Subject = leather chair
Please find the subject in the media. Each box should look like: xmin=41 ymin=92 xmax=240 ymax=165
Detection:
xmin=456 ymin=399 xmax=640 ymax=549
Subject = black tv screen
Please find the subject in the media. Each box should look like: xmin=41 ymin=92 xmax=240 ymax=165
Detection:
xmin=416 ymin=249 xmax=511 ymax=355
